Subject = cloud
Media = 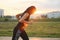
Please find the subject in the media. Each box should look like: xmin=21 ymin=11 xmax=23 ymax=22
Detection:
xmin=0 ymin=0 xmax=60 ymax=11
xmin=21 ymin=0 xmax=60 ymax=10
xmin=39 ymin=0 xmax=60 ymax=9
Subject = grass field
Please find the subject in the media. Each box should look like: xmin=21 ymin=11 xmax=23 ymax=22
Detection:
xmin=0 ymin=22 xmax=60 ymax=38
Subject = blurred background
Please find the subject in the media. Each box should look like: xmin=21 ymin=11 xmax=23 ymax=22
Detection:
xmin=0 ymin=0 xmax=60 ymax=38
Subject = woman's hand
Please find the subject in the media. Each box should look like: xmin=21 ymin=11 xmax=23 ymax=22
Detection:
xmin=29 ymin=20 xmax=33 ymax=24
xmin=19 ymin=20 xmax=28 ymax=24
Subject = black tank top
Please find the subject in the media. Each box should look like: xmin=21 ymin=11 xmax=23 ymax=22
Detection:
xmin=15 ymin=13 xmax=30 ymax=30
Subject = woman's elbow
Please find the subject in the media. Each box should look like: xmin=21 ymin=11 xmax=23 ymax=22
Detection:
xmin=16 ymin=14 xmax=19 ymax=18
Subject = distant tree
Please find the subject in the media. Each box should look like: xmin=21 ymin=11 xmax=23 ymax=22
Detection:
xmin=0 ymin=16 xmax=2 ymax=18
xmin=4 ymin=16 xmax=12 ymax=18
xmin=4 ymin=18 xmax=9 ymax=21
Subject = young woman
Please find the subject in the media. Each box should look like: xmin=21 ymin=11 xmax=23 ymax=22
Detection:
xmin=12 ymin=6 xmax=36 ymax=40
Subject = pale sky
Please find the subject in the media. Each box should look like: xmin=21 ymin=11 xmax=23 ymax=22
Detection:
xmin=0 ymin=0 xmax=60 ymax=16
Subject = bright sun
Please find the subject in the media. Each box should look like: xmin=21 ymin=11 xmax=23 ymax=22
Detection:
xmin=34 ymin=11 xmax=40 ymax=14
xmin=34 ymin=10 xmax=47 ymax=15
xmin=34 ymin=10 xmax=43 ymax=14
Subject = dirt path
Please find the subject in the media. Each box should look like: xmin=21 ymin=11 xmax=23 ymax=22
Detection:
xmin=0 ymin=37 xmax=60 ymax=40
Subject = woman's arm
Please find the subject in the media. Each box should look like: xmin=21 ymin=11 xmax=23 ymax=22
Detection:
xmin=18 ymin=13 xmax=33 ymax=24
xmin=23 ymin=20 xmax=33 ymax=24
xmin=19 ymin=13 xmax=29 ymax=23
xmin=16 ymin=14 xmax=22 ymax=20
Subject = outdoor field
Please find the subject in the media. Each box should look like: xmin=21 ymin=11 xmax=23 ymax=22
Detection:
xmin=0 ymin=21 xmax=60 ymax=38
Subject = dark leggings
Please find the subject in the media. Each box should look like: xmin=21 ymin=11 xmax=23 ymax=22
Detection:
xmin=12 ymin=23 xmax=29 ymax=40
xmin=12 ymin=29 xmax=29 ymax=40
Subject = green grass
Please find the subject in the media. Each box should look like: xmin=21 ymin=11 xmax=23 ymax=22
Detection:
xmin=0 ymin=22 xmax=60 ymax=38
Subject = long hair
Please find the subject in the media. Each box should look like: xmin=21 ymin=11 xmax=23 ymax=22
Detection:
xmin=24 ymin=6 xmax=36 ymax=14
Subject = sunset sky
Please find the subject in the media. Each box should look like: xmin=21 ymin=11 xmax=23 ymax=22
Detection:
xmin=0 ymin=0 xmax=60 ymax=16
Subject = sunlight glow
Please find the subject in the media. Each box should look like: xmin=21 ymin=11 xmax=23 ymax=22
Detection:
xmin=34 ymin=10 xmax=41 ymax=14
xmin=0 ymin=0 xmax=60 ymax=16
xmin=34 ymin=10 xmax=45 ymax=14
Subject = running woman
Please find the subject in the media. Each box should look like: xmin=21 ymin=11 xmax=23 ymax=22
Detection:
xmin=12 ymin=6 xmax=36 ymax=40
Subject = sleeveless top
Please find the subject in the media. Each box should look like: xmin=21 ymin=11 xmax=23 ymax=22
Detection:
xmin=15 ymin=13 xmax=30 ymax=30
xmin=14 ymin=13 xmax=30 ymax=31
xmin=21 ymin=13 xmax=30 ymax=21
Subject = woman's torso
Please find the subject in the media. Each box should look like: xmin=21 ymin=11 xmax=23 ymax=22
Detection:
xmin=19 ymin=13 xmax=30 ymax=29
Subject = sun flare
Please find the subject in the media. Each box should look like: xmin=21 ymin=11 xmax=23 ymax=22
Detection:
xmin=34 ymin=10 xmax=45 ymax=14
